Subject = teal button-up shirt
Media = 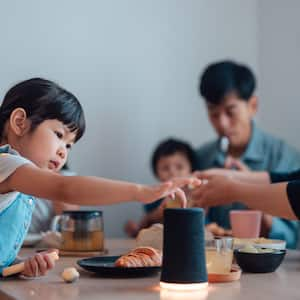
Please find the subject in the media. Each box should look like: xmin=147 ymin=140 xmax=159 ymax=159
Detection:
xmin=196 ymin=122 xmax=300 ymax=249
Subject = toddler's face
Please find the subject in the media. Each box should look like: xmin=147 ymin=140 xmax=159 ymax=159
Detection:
xmin=156 ymin=152 xmax=192 ymax=182
xmin=17 ymin=119 xmax=76 ymax=171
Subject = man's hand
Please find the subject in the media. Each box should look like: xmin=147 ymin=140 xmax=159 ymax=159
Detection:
xmin=193 ymin=169 xmax=235 ymax=181
xmin=191 ymin=175 xmax=236 ymax=208
xmin=224 ymin=156 xmax=250 ymax=171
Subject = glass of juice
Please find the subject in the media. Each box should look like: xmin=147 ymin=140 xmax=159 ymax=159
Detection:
xmin=205 ymin=237 xmax=233 ymax=274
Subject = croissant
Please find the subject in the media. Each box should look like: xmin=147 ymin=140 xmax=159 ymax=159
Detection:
xmin=115 ymin=246 xmax=162 ymax=267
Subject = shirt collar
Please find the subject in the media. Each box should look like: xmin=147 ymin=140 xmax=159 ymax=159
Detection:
xmin=241 ymin=122 xmax=265 ymax=162
xmin=0 ymin=144 xmax=21 ymax=156
xmin=214 ymin=122 xmax=265 ymax=165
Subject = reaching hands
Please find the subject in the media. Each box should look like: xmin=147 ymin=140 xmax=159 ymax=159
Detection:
xmin=21 ymin=249 xmax=58 ymax=277
xmin=189 ymin=159 xmax=249 ymax=209
xmin=192 ymin=169 xmax=236 ymax=181
xmin=191 ymin=175 xmax=236 ymax=209
xmin=136 ymin=177 xmax=201 ymax=205
xmin=191 ymin=156 xmax=249 ymax=183
xmin=124 ymin=178 xmax=201 ymax=237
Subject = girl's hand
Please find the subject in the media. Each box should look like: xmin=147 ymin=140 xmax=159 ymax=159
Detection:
xmin=191 ymin=175 xmax=235 ymax=208
xmin=151 ymin=189 xmax=188 ymax=220
xmin=21 ymin=249 xmax=58 ymax=277
xmin=136 ymin=177 xmax=201 ymax=204
xmin=161 ymin=188 xmax=188 ymax=209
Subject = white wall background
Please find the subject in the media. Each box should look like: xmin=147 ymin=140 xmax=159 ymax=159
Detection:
xmin=258 ymin=0 xmax=300 ymax=149
xmin=0 ymin=1 xmax=260 ymax=236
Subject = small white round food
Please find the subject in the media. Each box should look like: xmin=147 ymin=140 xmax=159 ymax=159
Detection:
xmin=61 ymin=267 xmax=80 ymax=283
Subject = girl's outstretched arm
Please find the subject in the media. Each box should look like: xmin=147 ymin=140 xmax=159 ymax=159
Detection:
xmin=5 ymin=164 xmax=200 ymax=206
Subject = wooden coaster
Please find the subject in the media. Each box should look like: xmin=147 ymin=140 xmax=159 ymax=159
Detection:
xmin=59 ymin=249 xmax=108 ymax=257
xmin=208 ymin=265 xmax=241 ymax=283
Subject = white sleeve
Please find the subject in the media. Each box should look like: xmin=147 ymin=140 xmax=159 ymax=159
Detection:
xmin=0 ymin=153 xmax=33 ymax=183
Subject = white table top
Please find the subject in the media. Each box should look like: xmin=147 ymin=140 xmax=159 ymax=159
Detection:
xmin=0 ymin=239 xmax=298 ymax=300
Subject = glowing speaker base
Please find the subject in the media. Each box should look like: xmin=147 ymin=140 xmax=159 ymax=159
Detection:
xmin=160 ymin=281 xmax=208 ymax=291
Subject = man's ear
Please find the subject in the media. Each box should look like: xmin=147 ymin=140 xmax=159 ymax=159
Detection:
xmin=248 ymin=96 xmax=258 ymax=116
xmin=9 ymin=108 xmax=30 ymax=136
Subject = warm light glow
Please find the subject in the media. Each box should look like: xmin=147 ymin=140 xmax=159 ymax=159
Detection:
xmin=160 ymin=283 xmax=208 ymax=300
xmin=160 ymin=281 xmax=208 ymax=291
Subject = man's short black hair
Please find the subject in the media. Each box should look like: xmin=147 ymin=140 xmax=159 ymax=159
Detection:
xmin=151 ymin=138 xmax=197 ymax=177
xmin=199 ymin=60 xmax=256 ymax=105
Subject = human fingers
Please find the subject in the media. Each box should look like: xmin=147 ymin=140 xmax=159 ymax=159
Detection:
xmin=231 ymin=159 xmax=250 ymax=171
xmin=224 ymin=156 xmax=234 ymax=169
xmin=29 ymin=256 xmax=39 ymax=277
xmin=192 ymin=170 xmax=214 ymax=180
xmin=22 ymin=259 xmax=34 ymax=277
xmin=43 ymin=254 xmax=55 ymax=270
xmin=170 ymin=177 xmax=202 ymax=189
xmin=174 ymin=188 xmax=187 ymax=208
xmin=35 ymin=254 xmax=48 ymax=276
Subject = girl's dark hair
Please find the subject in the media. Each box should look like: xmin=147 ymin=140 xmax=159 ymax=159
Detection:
xmin=0 ymin=78 xmax=85 ymax=141
xmin=151 ymin=138 xmax=197 ymax=176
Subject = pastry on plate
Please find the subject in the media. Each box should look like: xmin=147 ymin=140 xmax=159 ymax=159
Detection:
xmin=115 ymin=246 xmax=162 ymax=267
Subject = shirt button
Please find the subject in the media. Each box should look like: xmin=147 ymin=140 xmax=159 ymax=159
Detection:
xmin=28 ymin=198 xmax=33 ymax=205
xmin=14 ymin=243 xmax=19 ymax=250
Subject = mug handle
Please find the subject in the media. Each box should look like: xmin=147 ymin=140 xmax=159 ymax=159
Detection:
xmin=51 ymin=215 xmax=63 ymax=232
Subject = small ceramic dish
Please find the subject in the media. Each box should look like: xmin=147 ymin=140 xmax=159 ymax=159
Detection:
xmin=208 ymin=265 xmax=241 ymax=283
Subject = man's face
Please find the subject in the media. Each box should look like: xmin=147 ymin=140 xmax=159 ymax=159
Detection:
xmin=206 ymin=93 xmax=257 ymax=149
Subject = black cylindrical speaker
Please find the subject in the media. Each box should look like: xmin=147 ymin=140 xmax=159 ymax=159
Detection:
xmin=160 ymin=208 xmax=208 ymax=289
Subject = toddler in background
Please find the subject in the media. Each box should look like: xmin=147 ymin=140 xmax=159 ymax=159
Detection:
xmin=125 ymin=138 xmax=197 ymax=237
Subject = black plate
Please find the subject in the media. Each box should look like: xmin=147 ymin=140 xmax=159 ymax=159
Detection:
xmin=77 ymin=256 xmax=161 ymax=278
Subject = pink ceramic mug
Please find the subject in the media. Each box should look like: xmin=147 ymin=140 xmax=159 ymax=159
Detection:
xmin=229 ymin=210 xmax=262 ymax=238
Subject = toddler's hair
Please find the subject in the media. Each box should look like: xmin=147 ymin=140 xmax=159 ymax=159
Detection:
xmin=151 ymin=138 xmax=197 ymax=176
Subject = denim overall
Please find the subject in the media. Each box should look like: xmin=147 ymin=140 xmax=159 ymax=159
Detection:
xmin=0 ymin=191 xmax=35 ymax=274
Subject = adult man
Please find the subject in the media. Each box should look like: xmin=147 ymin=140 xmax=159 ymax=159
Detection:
xmin=196 ymin=60 xmax=300 ymax=248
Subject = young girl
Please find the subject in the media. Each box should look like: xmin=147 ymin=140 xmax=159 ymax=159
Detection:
xmin=0 ymin=78 xmax=200 ymax=277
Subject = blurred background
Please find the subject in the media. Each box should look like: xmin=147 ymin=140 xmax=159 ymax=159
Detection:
xmin=0 ymin=0 xmax=299 ymax=236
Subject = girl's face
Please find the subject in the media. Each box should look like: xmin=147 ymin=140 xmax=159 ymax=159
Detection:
xmin=17 ymin=119 xmax=76 ymax=171
xmin=156 ymin=152 xmax=192 ymax=182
